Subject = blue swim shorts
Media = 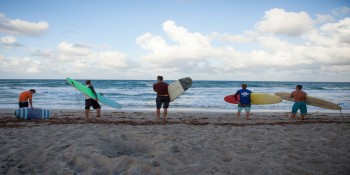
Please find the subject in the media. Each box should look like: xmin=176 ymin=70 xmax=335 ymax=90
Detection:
xmin=292 ymin=102 xmax=307 ymax=114
xmin=238 ymin=106 xmax=251 ymax=112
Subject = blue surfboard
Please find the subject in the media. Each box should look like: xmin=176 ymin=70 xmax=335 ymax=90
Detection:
xmin=15 ymin=108 xmax=50 ymax=119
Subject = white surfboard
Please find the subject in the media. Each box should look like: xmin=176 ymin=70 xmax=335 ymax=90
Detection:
xmin=168 ymin=77 xmax=192 ymax=102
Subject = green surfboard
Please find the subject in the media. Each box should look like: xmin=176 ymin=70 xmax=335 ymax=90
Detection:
xmin=66 ymin=78 xmax=122 ymax=109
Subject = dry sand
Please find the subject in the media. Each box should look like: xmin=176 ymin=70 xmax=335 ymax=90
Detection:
xmin=0 ymin=109 xmax=349 ymax=175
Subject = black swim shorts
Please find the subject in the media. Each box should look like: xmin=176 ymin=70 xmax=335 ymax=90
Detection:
xmin=18 ymin=102 xmax=29 ymax=108
xmin=156 ymin=96 xmax=170 ymax=109
xmin=85 ymin=99 xmax=101 ymax=110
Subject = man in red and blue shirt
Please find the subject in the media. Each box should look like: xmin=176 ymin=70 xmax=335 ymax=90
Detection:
xmin=235 ymin=84 xmax=252 ymax=120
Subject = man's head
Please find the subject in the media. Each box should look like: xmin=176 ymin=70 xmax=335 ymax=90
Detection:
xmin=29 ymin=89 xmax=36 ymax=94
xmin=242 ymin=84 xmax=247 ymax=89
xmin=296 ymin=84 xmax=303 ymax=90
xmin=157 ymin=76 xmax=163 ymax=81
xmin=85 ymin=80 xmax=91 ymax=85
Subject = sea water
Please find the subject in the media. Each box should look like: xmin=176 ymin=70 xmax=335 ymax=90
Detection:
xmin=0 ymin=79 xmax=349 ymax=113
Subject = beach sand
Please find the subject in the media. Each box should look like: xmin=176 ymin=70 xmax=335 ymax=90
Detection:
xmin=0 ymin=109 xmax=349 ymax=174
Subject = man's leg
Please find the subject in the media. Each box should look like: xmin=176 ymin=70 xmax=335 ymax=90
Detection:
xmin=85 ymin=109 xmax=89 ymax=118
xmin=245 ymin=112 xmax=250 ymax=120
xmin=156 ymin=108 xmax=161 ymax=121
xmin=245 ymin=107 xmax=251 ymax=120
xmin=300 ymin=103 xmax=307 ymax=120
xmin=236 ymin=111 xmax=241 ymax=119
xmin=291 ymin=103 xmax=298 ymax=119
xmin=162 ymin=96 xmax=170 ymax=122
xmin=237 ymin=106 xmax=243 ymax=119
xmin=163 ymin=108 xmax=168 ymax=122
xmin=85 ymin=99 xmax=91 ymax=118
xmin=96 ymin=108 xmax=101 ymax=117
xmin=291 ymin=113 xmax=296 ymax=119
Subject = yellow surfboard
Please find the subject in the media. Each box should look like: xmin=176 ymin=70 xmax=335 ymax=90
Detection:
xmin=275 ymin=92 xmax=341 ymax=110
xmin=250 ymin=93 xmax=282 ymax=105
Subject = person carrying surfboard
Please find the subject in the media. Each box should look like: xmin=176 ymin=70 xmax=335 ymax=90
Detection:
xmin=290 ymin=85 xmax=307 ymax=120
xmin=235 ymin=84 xmax=252 ymax=120
xmin=18 ymin=89 xmax=36 ymax=108
xmin=85 ymin=80 xmax=101 ymax=118
xmin=153 ymin=76 xmax=170 ymax=122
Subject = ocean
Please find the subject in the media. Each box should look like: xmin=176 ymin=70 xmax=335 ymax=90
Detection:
xmin=1 ymin=79 xmax=349 ymax=113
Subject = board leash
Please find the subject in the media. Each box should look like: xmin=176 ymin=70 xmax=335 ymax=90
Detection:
xmin=340 ymin=109 xmax=344 ymax=118
xmin=74 ymin=88 xmax=84 ymax=108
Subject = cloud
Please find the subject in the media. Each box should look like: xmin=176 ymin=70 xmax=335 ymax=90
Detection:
xmin=0 ymin=35 xmax=23 ymax=47
xmin=319 ymin=17 xmax=350 ymax=45
xmin=210 ymin=31 xmax=257 ymax=43
xmin=137 ymin=20 xmax=236 ymax=73
xmin=0 ymin=40 xmax=131 ymax=79
xmin=331 ymin=6 xmax=350 ymax=17
xmin=135 ymin=8 xmax=350 ymax=81
xmin=94 ymin=51 xmax=128 ymax=69
xmin=58 ymin=42 xmax=91 ymax=56
xmin=0 ymin=55 xmax=42 ymax=74
xmin=31 ymin=50 xmax=56 ymax=58
xmin=0 ymin=13 xmax=48 ymax=36
xmin=255 ymin=8 xmax=314 ymax=36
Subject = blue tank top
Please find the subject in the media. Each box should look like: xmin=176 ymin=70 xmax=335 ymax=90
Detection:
xmin=236 ymin=89 xmax=252 ymax=105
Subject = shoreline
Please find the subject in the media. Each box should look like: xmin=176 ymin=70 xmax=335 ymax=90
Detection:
xmin=1 ymin=107 xmax=349 ymax=113
xmin=1 ymin=109 xmax=348 ymax=128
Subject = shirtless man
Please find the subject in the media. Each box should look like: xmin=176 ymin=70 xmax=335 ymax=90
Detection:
xmin=290 ymin=85 xmax=307 ymax=120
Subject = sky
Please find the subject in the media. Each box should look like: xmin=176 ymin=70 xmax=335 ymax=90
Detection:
xmin=0 ymin=0 xmax=349 ymax=82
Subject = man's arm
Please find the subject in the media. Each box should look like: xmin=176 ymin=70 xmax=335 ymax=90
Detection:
xmin=234 ymin=91 xmax=239 ymax=101
xmin=290 ymin=92 xmax=294 ymax=98
xmin=89 ymin=86 xmax=98 ymax=100
xmin=29 ymin=99 xmax=33 ymax=108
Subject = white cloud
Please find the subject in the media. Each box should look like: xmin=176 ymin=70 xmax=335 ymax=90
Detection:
xmin=135 ymin=12 xmax=350 ymax=81
xmin=0 ymin=40 xmax=131 ymax=79
xmin=94 ymin=51 xmax=128 ymax=68
xmin=0 ymin=35 xmax=22 ymax=47
xmin=137 ymin=20 xmax=236 ymax=72
xmin=331 ymin=6 xmax=350 ymax=16
xmin=319 ymin=17 xmax=350 ymax=45
xmin=58 ymin=42 xmax=91 ymax=56
xmin=210 ymin=32 xmax=257 ymax=43
xmin=255 ymin=8 xmax=314 ymax=36
xmin=315 ymin=14 xmax=334 ymax=24
xmin=0 ymin=35 xmax=16 ymax=44
xmin=0 ymin=13 xmax=48 ymax=36
xmin=0 ymin=56 xmax=42 ymax=74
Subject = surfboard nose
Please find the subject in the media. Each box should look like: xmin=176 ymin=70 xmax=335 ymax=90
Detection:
xmin=179 ymin=77 xmax=192 ymax=91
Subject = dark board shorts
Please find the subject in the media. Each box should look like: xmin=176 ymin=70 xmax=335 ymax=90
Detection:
xmin=156 ymin=96 xmax=170 ymax=109
xmin=85 ymin=99 xmax=101 ymax=110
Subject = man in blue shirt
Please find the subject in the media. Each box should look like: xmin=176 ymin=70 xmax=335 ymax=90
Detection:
xmin=235 ymin=84 xmax=252 ymax=120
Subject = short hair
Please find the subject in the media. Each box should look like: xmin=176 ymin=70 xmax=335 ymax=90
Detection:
xmin=242 ymin=84 xmax=247 ymax=89
xmin=296 ymin=85 xmax=303 ymax=89
xmin=157 ymin=76 xmax=163 ymax=81
xmin=29 ymin=89 xmax=36 ymax=93
xmin=85 ymin=80 xmax=91 ymax=85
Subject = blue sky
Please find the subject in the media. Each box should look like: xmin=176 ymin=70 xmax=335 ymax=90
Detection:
xmin=0 ymin=0 xmax=349 ymax=81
